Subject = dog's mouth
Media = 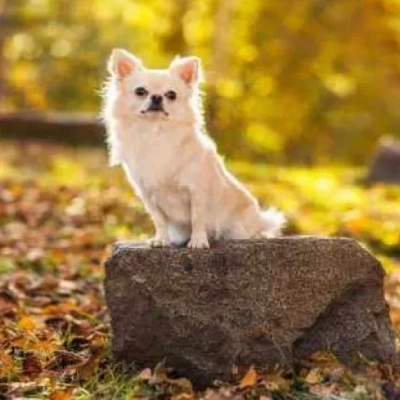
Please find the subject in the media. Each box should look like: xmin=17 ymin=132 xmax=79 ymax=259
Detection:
xmin=140 ymin=104 xmax=169 ymax=116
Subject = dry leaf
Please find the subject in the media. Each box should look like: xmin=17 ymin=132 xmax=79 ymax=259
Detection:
xmin=262 ymin=371 xmax=290 ymax=392
xmin=22 ymin=353 xmax=42 ymax=378
xmin=310 ymin=351 xmax=338 ymax=368
xmin=171 ymin=377 xmax=193 ymax=391
xmin=0 ymin=291 xmax=17 ymax=316
xmin=172 ymin=394 xmax=194 ymax=400
xmin=0 ymin=352 xmax=14 ymax=376
xmin=18 ymin=315 xmax=37 ymax=331
xmin=305 ymin=368 xmax=323 ymax=385
xmin=149 ymin=361 xmax=169 ymax=385
xmin=76 ymin=352 xmax=101 ymax=380
xmin=239 ymin=365 xmax=258 ymax=389
xmin=50 ymin=390 xmax=72 ymax=400
xmin=137 ymin=367 xmax=152 ymax=381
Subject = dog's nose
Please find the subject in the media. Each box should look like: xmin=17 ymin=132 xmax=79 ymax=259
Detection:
xmin=151 ymin=95 xmax=163 ymax=104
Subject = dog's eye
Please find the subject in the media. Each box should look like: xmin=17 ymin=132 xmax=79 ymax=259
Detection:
xmin=134 ymin=87 xmax=148 ymax=97
xmin=165 ymin=90 xmax=177 ymax=101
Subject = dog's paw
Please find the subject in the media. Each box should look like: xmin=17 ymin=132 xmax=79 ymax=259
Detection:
xmin=251 ymin=232 xmax=263 ymax=239
xmin=260 ymin=231 xmax=276 ymax=239
xmin=187 ymin=235 xmax=210 ymax=249
xmin=149 ymin=236 xmax=170 ymax=247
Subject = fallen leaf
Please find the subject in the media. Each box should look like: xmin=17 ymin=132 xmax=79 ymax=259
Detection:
xmin=6 ymin=381 xmax=41 ymax=396
xmin=310 ymin=351 xmax=339 ymax=368
xmin=305 ymin=368 xmax=323 ymax=385
xmin=22 ymin=353 xmax=42 ymax=378
xmin=0 ymin=352 xmax=14 ymax=376
xmin=0 ymin=291 xmax=18 ymax=316
xmin=47 ymin=350 xmax=84 ymax=371
xmin=50 ymin=389 xmax=72 ymax=400
xmin=262 ymin=370 xmax=290 ymax=392
xmin=137 ymin=367 xmax=152 ymax=381
xmin=172 ymin=394 xmax=194 ymax=400
xmin=18 ymin=315 xmax=38 ymax=331
xmin=76 ymin=352 xmax=102 ymax=380
xmin=171 ymin=377 xmax=193 ymax=391
xmin=239 ymin=365 xmax=258 ymax=389
xmin=149 ymin=361 xmax=169 ymax=385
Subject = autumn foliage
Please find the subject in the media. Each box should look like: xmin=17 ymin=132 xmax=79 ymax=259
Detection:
xmin=2 ymin=0 xmax=400 ymax=396
xmin=2 ymin=0 xmax=400 ymax=163
xmin=0 ymin=141 xmax=400 ymax=398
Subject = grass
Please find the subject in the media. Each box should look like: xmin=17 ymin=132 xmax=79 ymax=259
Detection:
xmin=0 ymin=139 xmax=399 ymax=399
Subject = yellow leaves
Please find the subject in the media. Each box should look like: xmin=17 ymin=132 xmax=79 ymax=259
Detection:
xmin=30 ymin=338 xmax=60 ymax=354
xmin=237 ymin=44 xmax=258 ymax=62
xmin=9 ymin=334 xmax=60 ymax=355
xmin=343 ymin=211 xmax=368 ymax=234
xmin=0 ymin=352 xmax=14 ymax=376
xmin=41 ymin=298 xmax=77 ymax=316
xmin=254 ymin=75 xmax=275 ymax=96
xmin=216 ymin=79 xmax=243 ymax=99
xmin=49 ymin=390 xmax=72 ymax=400
xmin=237 ymin=366 xmax=290 ymax=394
xmin=245 ymin=123 xmax=283 ymax=153
xmin=239 ymin=365 xmax=258 ymax=389
xmin=324 ymin=73 xmax=356 ymax=98
xmin=18 ymin=315 xmax=38 ymax=331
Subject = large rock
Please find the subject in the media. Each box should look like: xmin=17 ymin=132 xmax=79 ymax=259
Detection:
xmin=104 ymin=237 xmax=395 ymax=387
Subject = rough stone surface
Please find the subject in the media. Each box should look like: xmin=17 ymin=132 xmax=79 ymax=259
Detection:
xmin=104 ymin=237 xmax=395 ymax=387
xmin=366 ymin=137 xmax=400 ymax=184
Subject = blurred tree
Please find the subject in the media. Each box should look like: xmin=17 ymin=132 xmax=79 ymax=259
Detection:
xmin=2 ymin=0 xmax=400 ymax=164
xmin=0 ymin=0 xmax=27 ymax=108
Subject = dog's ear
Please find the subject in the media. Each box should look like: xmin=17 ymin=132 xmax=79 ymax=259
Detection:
xmin=170 ymin=56 xmax=202 ymax=86
xmin=108 ymin=49 xmax=143 ymax=79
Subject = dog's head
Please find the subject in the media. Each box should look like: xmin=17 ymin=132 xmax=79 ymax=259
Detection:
xmin=107 ymin=49 xmax=202 ymax=122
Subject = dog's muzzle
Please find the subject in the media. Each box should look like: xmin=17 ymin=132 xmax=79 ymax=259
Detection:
xmin=141 ymin=94 xmax=168 ymax=115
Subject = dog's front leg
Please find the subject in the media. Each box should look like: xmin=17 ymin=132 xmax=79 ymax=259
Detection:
xmin=188 ymin=193 xmax=209 ymax=249
xmin=145 ymin=201 xmax=170 ymax=247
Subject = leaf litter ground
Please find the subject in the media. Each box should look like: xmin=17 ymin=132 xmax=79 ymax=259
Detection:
xmin=1 ymin=140 xmax=400 ymax=399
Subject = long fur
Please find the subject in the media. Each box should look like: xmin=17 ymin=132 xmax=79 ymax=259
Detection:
xmin=102 ymin=49 xmax=286 ymax=248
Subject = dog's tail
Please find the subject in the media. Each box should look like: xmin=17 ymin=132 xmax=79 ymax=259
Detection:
xmin=261 ymin=208 xmax=286 ymax=237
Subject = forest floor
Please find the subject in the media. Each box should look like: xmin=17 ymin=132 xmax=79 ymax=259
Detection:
xmin=0 ymin=140 xmax=400 ymax=399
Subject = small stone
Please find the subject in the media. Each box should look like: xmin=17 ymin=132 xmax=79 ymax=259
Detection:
xmin=365 ymin=137 xmax=400 ymax=185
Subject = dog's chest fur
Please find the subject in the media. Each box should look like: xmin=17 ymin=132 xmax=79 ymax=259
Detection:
xmin=118 ymin=120 xmax=183 ymax=187
xmin=116 ymin=119 xmax=192 ymax=223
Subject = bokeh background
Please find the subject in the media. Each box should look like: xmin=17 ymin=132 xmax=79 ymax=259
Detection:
xmin=1 ymin=0 xmax=400 ymax=398
xmin=2 ymin=0 xmax=400 ymax=163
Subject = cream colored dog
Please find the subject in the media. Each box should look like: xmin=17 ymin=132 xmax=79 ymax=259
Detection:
xmin=103 ymin=49 xmax=285 ymax=248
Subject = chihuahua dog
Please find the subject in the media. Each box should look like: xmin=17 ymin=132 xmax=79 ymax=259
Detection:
xmin=103 ymin=49 xmax=285 ymax=248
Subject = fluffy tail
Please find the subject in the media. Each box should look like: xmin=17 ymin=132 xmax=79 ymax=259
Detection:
xmin=261 ymin=208 xmax=286 ymax=237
